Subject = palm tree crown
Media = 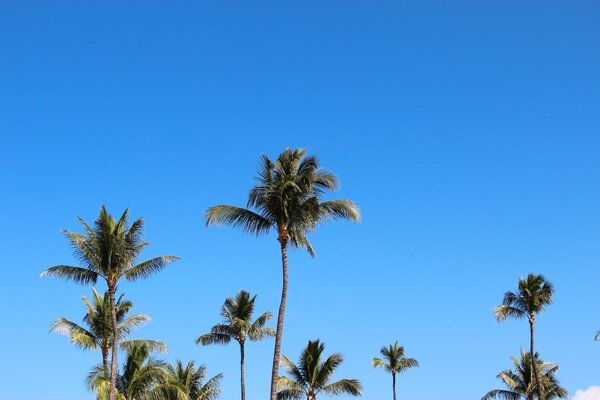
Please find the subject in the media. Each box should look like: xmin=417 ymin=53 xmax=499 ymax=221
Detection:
xmin=196 ymin=290 xmax=274 ymax=400
xmin=196 ymin=290 xmax=274 ymax=346
xmin=495 ymin=273 xmax=554 ymax=400
xmin=158 ymin=360 xmax=223 ymax=400
xmin=42 ymin=206 xmax=179 ymax=400
xmin=495 ymin=274 xmax=554 ymax=324
xmin=50 ymin=288 xmax=166 ymax=370
xmin=277 ymin=339 xmax=362 ymax=400
xmin=87 ymin=343 xmax=167 ymax=400
xmin=372 ymin=341 xmax=418 ymax=400
xmin=482 ymin=349 xmax=567 ymax=400
xmin=206 ymin=148 xmax=360 ymax=256
xmin=205 ymin=148 xmax=360 ymax=400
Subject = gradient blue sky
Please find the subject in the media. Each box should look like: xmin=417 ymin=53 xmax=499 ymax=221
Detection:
xmin=1 ymin=2 xmax=599 ymax=400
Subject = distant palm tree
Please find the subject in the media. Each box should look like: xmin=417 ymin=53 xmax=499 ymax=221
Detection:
xmin=196 ymin=290 xmax=274 ymax=400
xmin=495 ymin=274 xmax=554 ymax=400
xmin=155 ymin=360 xmax=223 ymax=400
xmin=277 ymin=339 xmax=362 ymax=400
xmin=482 ymin=349 xmax=567 ymax=400
xmin=372 ymin=341 xmax=418 ymax=400
xmin=87 ymin=343 xmax=167 ymax=400
xmin=50 ymin=288 xmax=166 ymax=373
xmin=206 ymin=149 xmax=360 ymax=400
xmin=41 ymin=206 xmax=179 ymax=400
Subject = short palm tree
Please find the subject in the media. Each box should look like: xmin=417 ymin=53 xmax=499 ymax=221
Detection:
xmin=276 ymin=339 xmax=362 ymax=400
xmin=154 ymin=360 xmax=223 ymax=400
xmin=88 ymin=343 xmax=167 ymax=400
xmin=372 ymin=341 xmax=418 ymax=400
xmin=41 ymin=206 xmax=179 ymax=400
xmin=205 ymin=149 xmax=360 ymax=400
xmin=51 ymin=288 xmax=166 ymax=373
xmin=482 ymin=349 xmax=567 ymax=400
xmin=196 ymin=290 xmax=274 ymax=400
xmin=495 ymin=274 xmax=554 ymax=400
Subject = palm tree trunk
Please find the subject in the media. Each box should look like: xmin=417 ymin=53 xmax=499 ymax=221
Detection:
xmin=102 ymin=346 xmax=109 ymax=380
xmin=270 ymin=239 xmax=289 ymax=400
xmin=392 ymin=372 xmax=397 ymax=400
xmin=108 ymin=286 xmax=118 ymax=400
xmin=530 ymin=319 xmax=544 ymax=400
xmin=240 ymin=341 xmax=246 ymax=400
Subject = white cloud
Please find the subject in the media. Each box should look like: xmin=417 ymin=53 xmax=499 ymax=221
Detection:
xmin=571 ymin=386 xmax=600 ymax=400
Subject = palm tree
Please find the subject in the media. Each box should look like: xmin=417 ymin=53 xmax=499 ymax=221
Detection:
xmin=482 ymin=349 xmax=567 ymax=400
xmin=205 ymin=149 xmax=360 ymax=400
xmin=155 ymin=360 xmax=223 ymax=400
xmin=277 ymin=339 xmax=361 ymax=400
xmin=87 ymin=343 xmax=167 ymax=400
xmin=196 ymin=290 xmax=274 ymax=400
xmin=50 ymin=288 xmax=167 ymax=373
xmin=495 ymin=274 xmax=554 ymax=400
xmin=41 ymin=206 xmax=179 ymax=400
xmin=372 ymin=341 xmax=418 ymax=400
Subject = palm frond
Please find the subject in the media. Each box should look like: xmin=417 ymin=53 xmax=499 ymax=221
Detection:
xmin=40 ymin=265 xmax=99 ymax=285
xmin=322 ymin=379 xmax=362 ymax=396
xmin=124 ymin=256 xmax=180 ymax=281
xmin=205 ymin=205 xmax=273 ymax=235
xmin=120 ymin=339 xmax=168 ymax=354
xmin=196 ymin=333 xmax=232 ymax=346
xmin=318 ymin=200 xmax=361 ymax=222
xmin=481 ymin=389 xmax=521 ymax=400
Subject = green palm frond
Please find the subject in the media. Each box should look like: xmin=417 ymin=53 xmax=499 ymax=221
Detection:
xmin=482 ymin=389 xmax=521 ymax=400
xmin=318 ymin=200 xmax=361 ymax=222
xmin=40 ymin=265 xmax=99 ymax=285
xmin=205 ymin=205 xmax=273 ymax=235
xmin=124 ymin=256 xmax=180 ymax=281
xmin=50 ymin=318 xmax=97 ymax=350
xmin=196 ymin=332 xmax=232 ymax=346
xmin=276 ymin=377 xmax=304 ymax=400
xmin=120 ymin=339 xmax=168 ymax=354
xmin=322 ymin=379 xmax=362 ymax=396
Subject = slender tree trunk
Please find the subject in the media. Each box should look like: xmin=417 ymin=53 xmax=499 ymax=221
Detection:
xmin=530 ymin=318 xmax=544 ymax=400
xmin=102 ymin=346 xmax=109 ymax=380
xmin=108 ymin=286 xmax=118 ymax=400
xmin=270 ymin=239 xmax=289 ymax=400
xmin=240 ymin=341 xmax=246 ymax=400
xmin=392 ymin=372 xmax=397 ymax=400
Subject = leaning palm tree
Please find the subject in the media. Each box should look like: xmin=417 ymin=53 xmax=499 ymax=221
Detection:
xmin=205 ymin=149 xmax=360 ymax=400
xmin=482 ymin=349 xmax=567 ymax=400
xmin=196 ymin=290 xmax=274 ymax=400
xmin=42 ymin=206 xmax=179 ymax=400
xmin=87 ymin=343 xmax=167 ymax=400
xmin=276 ymin=339 xmax=362 ymax=400
xmin=153 ymin=360 xmax=223 ymax=400
xmin=372 ymin=341 xmax=418 ymax=400
xmin=51 ymin=288 xmax=167 ymax=373
xmin=495 ymin=274 xmax=554 ymax=400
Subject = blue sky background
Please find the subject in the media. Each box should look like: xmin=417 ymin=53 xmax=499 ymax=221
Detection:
xmin=1 ymin=2 xmax=599 ymax=400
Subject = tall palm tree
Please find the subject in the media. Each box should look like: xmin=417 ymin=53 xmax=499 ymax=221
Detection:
xmin=276 ymin=339 xmax=361 ymax=400
xmin=154 ymin=360 xmax=223 ymax=400
xmin=88 ymin=343 xmax=167 ymax=400
xmin=50 ymin=288 xmax=167 ymax=373
xmin=482 ymin=349 xmax=567 ymax=400
xmin=196 ymin=290 xmax=274 ymax=400
xmin=372 ymin=341 xmax=418 ymax=400
xmin=495 ymin=273 xmax=554 ymax=400
xmin=41 ymin=206 xmax=179 ymax=400
xmin=205 ymin=149 xmax=360 ymax=400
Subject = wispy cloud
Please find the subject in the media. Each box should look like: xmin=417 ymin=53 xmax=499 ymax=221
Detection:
xmin=571 ymin=386 xmax=600 ymax=400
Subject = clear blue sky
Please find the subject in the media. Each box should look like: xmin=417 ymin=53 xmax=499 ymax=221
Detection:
xmin=1 ymin=2 xmax=599 ymax=400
